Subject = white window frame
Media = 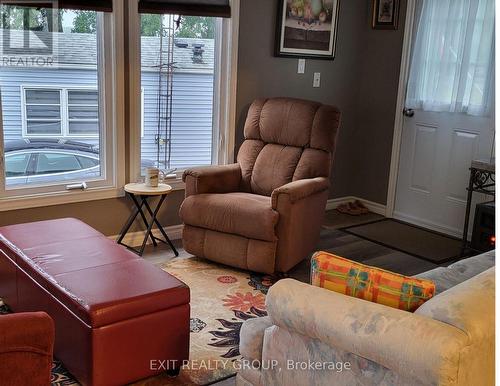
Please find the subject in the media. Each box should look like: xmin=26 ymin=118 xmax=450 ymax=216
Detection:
xmin=127 ymin=0 xmax=240 ymax=189
xmin=0 ymin=1 xmax=125 ymax=211
xmin=21 ymin=85 xmax=100 ymax=139
xmin=140 ymin=87 xmax=145 ymax=137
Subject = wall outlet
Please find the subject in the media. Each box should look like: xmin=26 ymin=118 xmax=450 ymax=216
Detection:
xmin=313 ymin=72 xmax=321 ymax=88
xmin=298 ymin=59 xmax=305 ymax=74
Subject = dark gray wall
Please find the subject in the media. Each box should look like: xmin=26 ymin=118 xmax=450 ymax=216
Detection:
xmin=235 ymin=0 xmax=406 ymax=203
xmin=353 ymin=0 xmax=407 ymax=203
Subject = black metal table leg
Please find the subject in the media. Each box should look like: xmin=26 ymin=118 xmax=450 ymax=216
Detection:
xmin=131 ymin=194 xmax=157 ymax=247
xmin=138 ymin=194 xmax=167 ymax=256
xmin=143 ymin=195 xmax=179 ymax=256
xmin=117 ymin=193 xmax=157 ymax=247
xmin=118 ymin=187 xmax=178 ymax=257
xmin=117 ymin=193 xmax=142 ymax=245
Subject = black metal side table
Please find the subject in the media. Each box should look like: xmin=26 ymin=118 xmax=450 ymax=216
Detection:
xmin=117 ymin=183 xmax=179 ymax=257
xmin=461 ymin=159 xmax=495 ymax=256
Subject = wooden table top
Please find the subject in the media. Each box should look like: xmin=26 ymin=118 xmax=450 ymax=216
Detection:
xmin=124 ymin=183 xmax=173 ymax=196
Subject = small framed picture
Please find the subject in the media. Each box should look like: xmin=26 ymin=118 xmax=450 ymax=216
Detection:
xmin=275 ymin=0 xmax=340 ymax=60
xmin=372 ymin=0 xmax=400 ymax=30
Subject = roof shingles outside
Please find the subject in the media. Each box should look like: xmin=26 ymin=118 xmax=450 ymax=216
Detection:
xmin=0 ymin=29 xmax=214 ymax=74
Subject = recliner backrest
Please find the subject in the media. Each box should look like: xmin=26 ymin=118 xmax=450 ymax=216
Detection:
xmin=237 ymin=98 xmax=341 ymax=196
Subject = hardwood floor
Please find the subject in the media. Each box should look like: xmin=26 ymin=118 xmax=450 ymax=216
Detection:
xmin=323 ymin=209 xmax=383 ymax=229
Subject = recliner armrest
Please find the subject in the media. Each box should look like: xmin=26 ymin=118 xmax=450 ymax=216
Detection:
xmin=271 ymin=177 xmax=329 ymax=209
xmin=183 ymin=163 xmax=242 ymax=196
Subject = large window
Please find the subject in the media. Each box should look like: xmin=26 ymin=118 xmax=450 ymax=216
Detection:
xmin=139 ymin=14 xmax=217 ymax=173
xmin=0 ymin=3 xmax=120 ymax=203
xmin=22 ymin=87 xmax=99 ymax=138
xmin=0 ymin=0 xmax=236 ymax=208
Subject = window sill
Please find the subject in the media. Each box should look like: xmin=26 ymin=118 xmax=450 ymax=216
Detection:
xmin=164 ymin=177 xmax=185 ymax=191
xmin=0 ymin=178 xmax=186 ymax=212
xmin=0 ymin=187 xmax=125 ymax=212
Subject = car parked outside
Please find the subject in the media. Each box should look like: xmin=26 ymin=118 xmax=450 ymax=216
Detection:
xmin=5 ymin=139 xmax=160 ymax=187
xmin=5 ymin=139 xmax=101 ymax=187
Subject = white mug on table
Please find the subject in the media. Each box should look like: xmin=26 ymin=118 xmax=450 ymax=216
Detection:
xmin=145 ymin=167 xmax=165 ymax=188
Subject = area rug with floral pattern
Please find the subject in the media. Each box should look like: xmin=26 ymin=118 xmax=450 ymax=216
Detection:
xmin=0 ymin=256 xmax=278 ymax=386
xmin=153 ymin=256 xmax=278 ymax=385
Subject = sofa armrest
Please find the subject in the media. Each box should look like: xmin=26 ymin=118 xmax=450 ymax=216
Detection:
xmin=183 ymin=163 xmax=242 ymax=197
xmin=0 ymin=312 xmax=54 ymax=355
xmin=271 ymin=177 xmax=329 ymax=209
xmin=266 ymin=279 xmax=469 ymax=386
xmin=239 ymin=316 xmax=273 ymax=363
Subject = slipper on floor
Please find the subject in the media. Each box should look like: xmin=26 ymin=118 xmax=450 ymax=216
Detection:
xmin=347 ymin=202 xmax=365 ymax=216
xmin=337 ymin=202 xmax=364 ymax=216
xmin=336 ymin=203 xmax=351 ymax=214
xmin=353 ymin=200 xmax=370 ymax=214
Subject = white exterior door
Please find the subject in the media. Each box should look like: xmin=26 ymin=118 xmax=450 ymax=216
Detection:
xmin=393 ymin=0 xmax=495 ymax=237
xmin=394 ymin=109 xmax=494 ymax=236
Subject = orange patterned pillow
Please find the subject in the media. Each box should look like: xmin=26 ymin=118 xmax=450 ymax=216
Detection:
xmin=311 ymin=251 xmax=435 ymax=312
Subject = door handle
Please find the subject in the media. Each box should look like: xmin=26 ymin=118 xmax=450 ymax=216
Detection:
xmin=403 ymin=108 xmax=415 ymax=117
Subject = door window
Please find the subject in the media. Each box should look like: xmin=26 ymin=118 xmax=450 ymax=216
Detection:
xmin=406 ymin=0 xmax=495 ymax=116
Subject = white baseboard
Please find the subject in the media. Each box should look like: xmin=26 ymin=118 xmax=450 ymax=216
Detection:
xmin=110 ymin=224 xmax=183 ymax=248
xmin=326 ymin=196 xmax=387 ymax=216
xmin=393 ymin=211 xmax=464 ymax=238
xmin=325 ymin=196 xmax=357 ymax=211
xmin=358 ymin=199 xmax=387 ymax=216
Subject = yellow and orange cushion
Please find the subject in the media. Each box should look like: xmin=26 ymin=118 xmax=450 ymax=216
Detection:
xmin=311 ymin=251 xmax=435 ymax=312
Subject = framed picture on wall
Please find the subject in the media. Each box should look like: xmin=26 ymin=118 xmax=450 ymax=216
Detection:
xmin=275 ymin=0 xmax=340 ymax=60
xmin=372 ymin=0 xmax=400 ymax=29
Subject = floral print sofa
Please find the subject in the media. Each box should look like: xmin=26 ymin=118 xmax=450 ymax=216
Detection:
xmin=237 ymin=251 xmax=495 ymax=386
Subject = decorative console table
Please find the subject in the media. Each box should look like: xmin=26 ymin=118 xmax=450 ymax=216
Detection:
xmin=461 ymin=159 xmax=495 ymax=255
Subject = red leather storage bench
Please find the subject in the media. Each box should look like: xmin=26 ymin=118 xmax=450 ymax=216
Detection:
xmin=0 ymin=218 xmax=190 ymax=386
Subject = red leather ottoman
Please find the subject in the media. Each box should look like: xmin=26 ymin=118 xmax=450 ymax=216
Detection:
xmin=0 ymin=218 xmax=190 ymax=386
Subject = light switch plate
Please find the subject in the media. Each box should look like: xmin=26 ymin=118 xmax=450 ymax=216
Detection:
xmin=298 ymin=59 xmax=305 ymax=74
xmin=313 ymin=72 xmax=321 ymax=87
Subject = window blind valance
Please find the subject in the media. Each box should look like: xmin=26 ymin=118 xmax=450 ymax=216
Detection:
xmin=138 ymin=0 xmax=230 ymax=18
xmin=0 ymin=1 xmax=113 ymax=12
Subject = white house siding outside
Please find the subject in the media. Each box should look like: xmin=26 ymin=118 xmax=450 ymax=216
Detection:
xmin=0 ymin=30 xmax=214 ymax=170
xmin=141 ymin=71 xmax=214 ymax=169
xmin=0 ymin=66 xmax=99 ymax=144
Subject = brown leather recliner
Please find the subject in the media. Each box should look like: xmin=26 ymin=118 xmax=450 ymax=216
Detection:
xmin=179 ymin=97 xmax=341 ymax=274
